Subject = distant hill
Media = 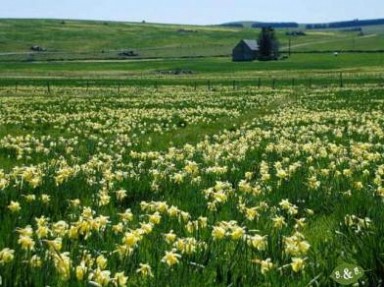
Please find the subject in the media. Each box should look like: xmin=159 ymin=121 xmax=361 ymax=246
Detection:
xmin=220 ymin=18 xmax=384 ymax=30
xmin=0 ymin=18 xmax=384 ymax=62
xmin=220 ymin=22 xmax=299 ymax=28
xmin=305 ymin=18 xmax=384 ymax=29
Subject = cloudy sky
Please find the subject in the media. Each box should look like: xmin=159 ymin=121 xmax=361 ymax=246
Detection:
xmin=1 ymin=0 xmax=383 ymax=25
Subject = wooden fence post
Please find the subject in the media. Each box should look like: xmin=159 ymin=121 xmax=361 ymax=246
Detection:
xmin=339 ymin=72 xmax=343 ymax=88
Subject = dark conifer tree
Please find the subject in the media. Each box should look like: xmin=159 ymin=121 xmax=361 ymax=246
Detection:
xmin=257 ymin=27 xmax=279 ymax=60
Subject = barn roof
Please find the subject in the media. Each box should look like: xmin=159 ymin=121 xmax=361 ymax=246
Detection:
xmin=242 ymin=39 xmax=259 ymax=51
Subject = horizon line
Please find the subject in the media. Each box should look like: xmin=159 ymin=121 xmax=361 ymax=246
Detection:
xmin=1 ymin=16 xmax=384 ymax=26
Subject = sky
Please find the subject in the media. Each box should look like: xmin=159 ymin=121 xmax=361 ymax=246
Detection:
xmin=1 ymin=0 xmax=383 ymax=25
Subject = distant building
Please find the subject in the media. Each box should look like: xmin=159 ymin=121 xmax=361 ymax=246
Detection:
xmin=232 ymin=39 xmax=259 ymax=61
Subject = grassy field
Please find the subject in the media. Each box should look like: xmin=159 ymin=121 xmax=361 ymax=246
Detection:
xmin=0 ymin=53 xmax=383 ymax=92
xmin=1 ymin=84 xmax=384 ymax=286
xmin=1 ymin=19 xmax=384 ymax=61
xmin=0 ymin=53 xmax=384 ymax=78
xmin=1 ymin=18 xmax=384 ymax=287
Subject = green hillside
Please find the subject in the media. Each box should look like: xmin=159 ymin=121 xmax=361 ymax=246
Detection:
xmin=1 ymin=19 xmax=384 ymax=62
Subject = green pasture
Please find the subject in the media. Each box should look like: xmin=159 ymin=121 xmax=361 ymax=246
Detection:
xmin=1 ymin=18 xmax=384 ymax=287
xmin=0 ymin=53 xmax=383 ymax=91
xmin=1 ymin=53 xmax=383 ymax=74
xmin=1 ymin=84 xmax=384 ymax=286
xmin=1 ymin=19 xmax=384 ymax=61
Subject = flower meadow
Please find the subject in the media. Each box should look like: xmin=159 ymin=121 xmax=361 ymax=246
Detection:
xmin=0 ymin=85 xmax=384 ymax=286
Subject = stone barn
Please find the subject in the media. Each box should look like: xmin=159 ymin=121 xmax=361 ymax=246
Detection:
xmin=232 ymin=39 xmax=259 ymax=61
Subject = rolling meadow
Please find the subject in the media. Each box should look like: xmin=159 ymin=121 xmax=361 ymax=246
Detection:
xmin=1 ymin=19 xmax=384 ymax=286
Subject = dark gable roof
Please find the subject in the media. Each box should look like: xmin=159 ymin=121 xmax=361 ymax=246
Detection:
xmin=242 ymin=39 xmax=259 ymax=51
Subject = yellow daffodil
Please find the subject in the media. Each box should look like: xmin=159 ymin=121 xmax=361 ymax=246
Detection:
xmin=136 ymin=263 xmax=154 ymax=277
xmin=161 ymin=249 xmax=181 ymax=267
xmin=291 ymin=257 xmax=305 ymax=272
xmin=0 ymin=248 xmax=14 ymax=265
xmin=8 ymin=201 xmax=21 ymax=213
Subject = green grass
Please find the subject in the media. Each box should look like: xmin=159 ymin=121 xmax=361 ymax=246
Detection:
xmin=0 ymin=19 xmax=261 ymax=60
xmin=2 ymin=18 xmax=384 ymax=287
xmin=0 ymin=53 xmax=384 ymax=78
xmin=1 ymin=19 xmax=384 ymax=62
xmin=1 ymin=85 xmax=384 ymax=286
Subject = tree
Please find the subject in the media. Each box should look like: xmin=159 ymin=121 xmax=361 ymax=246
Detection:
xmin=257 ymin=27 xmax=279 ymax=60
